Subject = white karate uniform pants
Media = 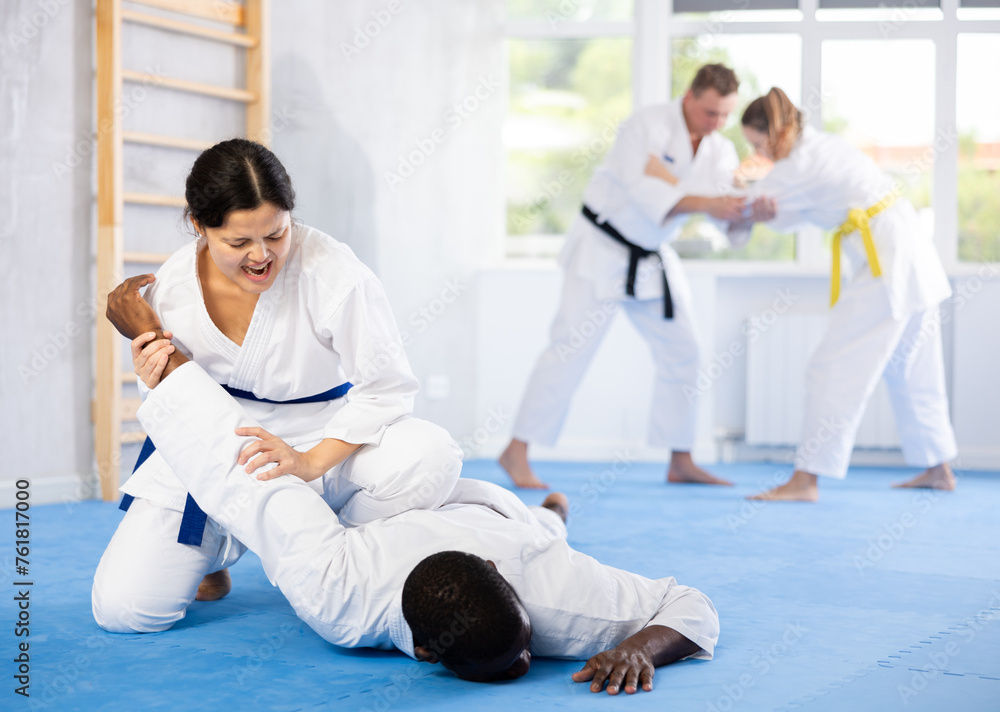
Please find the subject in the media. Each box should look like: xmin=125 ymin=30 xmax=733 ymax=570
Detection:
xmin=92 ymin=416 xmax=462 ymax=633
xmin=795 ymin=272 xmax=957 ymax=479
xmin=512 ymin=268 xmax=700 ymax=451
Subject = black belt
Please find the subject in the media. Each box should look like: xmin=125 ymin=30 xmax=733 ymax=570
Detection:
xmin=581 ymin=205 xmax=673 ymax=319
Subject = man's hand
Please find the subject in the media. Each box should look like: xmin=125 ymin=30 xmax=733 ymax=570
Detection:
xmin=235 ymin=427 xmax=323 ymax=482
xmin=107 ymin=275 xmax=163 ymax=341
xmin=572 ymin=641 xmax=657 ymax=695
xmin=571 ymin=625 xmax=702 ymax=695
xmin=704 ymin=196 xmax=747 ymax=222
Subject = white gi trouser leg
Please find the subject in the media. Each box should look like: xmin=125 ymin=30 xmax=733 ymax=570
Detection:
xmin=795 ymin=272 xmax=954 ymax=478
xmin=93 ymin=416 xmax=460 ymax=633
xmin=512 ymin=270 xmax=700 ymax=450
xmin=512 ymin=271 xmax=619 ymax=445
xmin=621 ymin=290 xmax=700 ymax=451
xmin=881 ymin=309 xmax=957 ymax=467
xmin=323 ymin=417 xmax=463 ymax=526
xmin=92 ymin=498 xmax=247 ymax=633
xmin=128 ymin=365 xmax=362 ymax=643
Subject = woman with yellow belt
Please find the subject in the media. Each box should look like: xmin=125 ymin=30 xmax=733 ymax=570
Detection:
xmin=731 ymin=88 xmax=957 ymax=501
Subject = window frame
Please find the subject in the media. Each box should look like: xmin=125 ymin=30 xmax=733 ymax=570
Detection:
xmin=502 ymin=0 xmax=1000 ymax=272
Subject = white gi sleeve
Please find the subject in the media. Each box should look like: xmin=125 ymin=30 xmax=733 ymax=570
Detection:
xmin=693 ymin=140 xmax=743 ymax=243
xmin=602 ymin=113 xmax=686 ymax=225
xmin=319 ymin=277 xmax=419 ymax=447
xmin=517 ymin=537 xmax=720 ymax=662
xmin=645 ymin=582 xmax=720 ymax=660
xmin=749 ymin=158 xmax=816 ymax=234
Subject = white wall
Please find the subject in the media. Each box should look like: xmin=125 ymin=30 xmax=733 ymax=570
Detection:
xmin=270 ymin=1 xmax=506 ymax=445
xmin=951 ymin=278 xmax=1000 ymax=469
xmin=1 ymin=0 xmax=95 ymax=500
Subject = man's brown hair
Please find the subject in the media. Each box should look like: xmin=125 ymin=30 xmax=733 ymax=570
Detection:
xmin=690 ymin=64 xmax=739 ymax=98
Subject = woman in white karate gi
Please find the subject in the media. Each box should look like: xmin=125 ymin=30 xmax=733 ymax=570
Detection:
xmin=732 ymin=88 xmax=957 ymax=501
xmin=500 ymin=64 xmax=747 ymax=489
xmin=92 ymin=139 xmax=462 ymax=633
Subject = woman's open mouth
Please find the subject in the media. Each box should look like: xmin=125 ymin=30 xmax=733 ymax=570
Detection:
xmin=241 ymin=261 xmax=272 ymax=282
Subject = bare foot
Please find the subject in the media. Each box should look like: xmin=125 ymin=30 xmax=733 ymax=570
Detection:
xmin=541 ymin=492 xmax=569 ymax=523
xmin=499 ymin=439 xmax=549 ymax=489
xmin=666 ymin=451 xmax=733 ymax=486
xmin=195 ymin=569 xmax=232 ymax=601
xmin=747 ymin=470 xmax=818 ymax=501
xmin=892 ymin=463 xmax=956 ymax=490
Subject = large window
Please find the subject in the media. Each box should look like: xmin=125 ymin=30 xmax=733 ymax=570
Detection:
xmin=505 ymin=4 xmax=633 ymax=257
xmin=506 ymin=38 xmax=632 ymax=245
xmin=957 ymin=33 xmax=1000 ymax=261
xmin=822 ymin=40 xmax=936 ymax=215
xmin=506 ymin=0 xmax=633 ymax=22
xmin=504 ymin=0 xmax=1000 ymax=266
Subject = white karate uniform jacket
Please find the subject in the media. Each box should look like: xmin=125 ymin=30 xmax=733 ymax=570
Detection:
xmin=138 ymin=363 xmax=721 ymax=661
xmin=560 ymin=98 xmax=741 ymax=305
xmin=733 ymin=126 xmax=951 ymax=317
xmin=733 ymin=127 xmax=956 ymax=478
xmin=123 ymin=223 xmax=420 ymax=512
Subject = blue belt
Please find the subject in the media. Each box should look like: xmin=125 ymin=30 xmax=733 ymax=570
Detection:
xmin=119 ymin=381 xmax=353 ymax=546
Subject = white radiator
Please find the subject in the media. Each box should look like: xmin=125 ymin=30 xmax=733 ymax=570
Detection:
xmin=745 ymin=313 xmax=900 ymax=448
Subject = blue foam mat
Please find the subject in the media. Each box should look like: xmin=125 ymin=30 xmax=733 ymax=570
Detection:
xmin=2 ymin=463 xmax=998 ymax=711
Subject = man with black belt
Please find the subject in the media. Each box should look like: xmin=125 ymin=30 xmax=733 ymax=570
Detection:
xmin=500 ymin=64 xmax=747 ymax=489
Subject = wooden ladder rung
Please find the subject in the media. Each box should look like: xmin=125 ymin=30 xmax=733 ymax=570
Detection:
xmin=124 ymin=192 xmax=186 ymax=208
xmin=121 ymin=398 xmax=143 ymax=422
xmin=122 ymin=9 xmax=256 ymax=47
xmin=96 ymin=0 xmax=269 ymax=501
xmin=129 ymin=0 xmax=244 ymax=27
xmin=94 ymin=398 xmax=143 ymax=423
xmin=123 ymin=130 xmax=215 ymax=152
xmin=123 ymin=69 xmax=256 ymax=103
xmin=123 ymin=250 xmax=174 ymax=264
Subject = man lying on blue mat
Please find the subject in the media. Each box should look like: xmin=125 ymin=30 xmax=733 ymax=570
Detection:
xmin=96 ymin=276 xmax=720 ymax=696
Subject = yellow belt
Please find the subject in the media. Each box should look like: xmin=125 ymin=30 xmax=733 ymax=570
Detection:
xmin=830 ymin=193 xmax=896 ymax=307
